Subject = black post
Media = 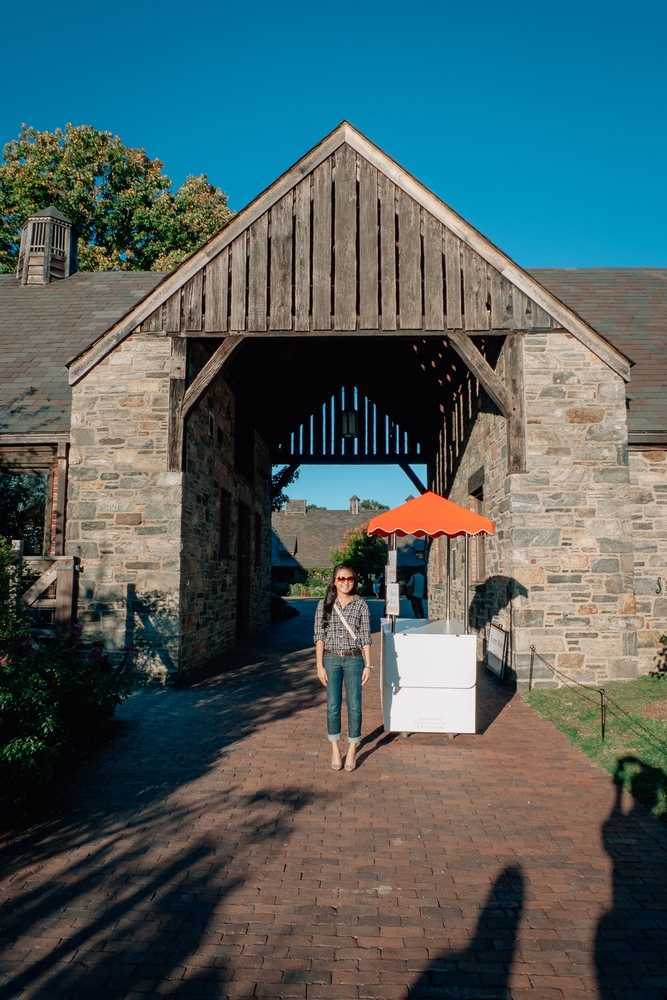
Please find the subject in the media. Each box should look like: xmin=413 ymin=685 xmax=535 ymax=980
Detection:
xmin=600 ymin=688 xmax=606 ymax=741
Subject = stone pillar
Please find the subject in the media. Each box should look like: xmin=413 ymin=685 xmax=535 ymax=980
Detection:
xmin=66 ymin=332 xmax=181 ymax=681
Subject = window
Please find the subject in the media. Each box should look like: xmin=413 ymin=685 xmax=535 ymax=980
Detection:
xmin=219 ymin=489 xmax=232 ymax=558
xmin=254 ymin=513 xmax=262 ymax=566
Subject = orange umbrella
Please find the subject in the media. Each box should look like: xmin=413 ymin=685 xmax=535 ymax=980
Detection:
xmin=367 ymin=491 xmax=494 ymax=539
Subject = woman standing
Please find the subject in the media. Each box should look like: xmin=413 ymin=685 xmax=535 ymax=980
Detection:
xmin=314 ymin=565 xmax=372 ymax=772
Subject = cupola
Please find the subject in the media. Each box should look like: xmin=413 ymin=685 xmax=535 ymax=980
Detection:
xmin=17 ymin=206 xmax=77 ymax=285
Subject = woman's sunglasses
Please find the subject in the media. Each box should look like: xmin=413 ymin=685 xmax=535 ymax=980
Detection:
xmin=336 ymin=575 xmax=355 ymax=583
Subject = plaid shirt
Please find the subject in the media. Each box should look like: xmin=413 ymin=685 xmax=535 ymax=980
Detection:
xmin=313 ymin=596 xmax=372 ymax=651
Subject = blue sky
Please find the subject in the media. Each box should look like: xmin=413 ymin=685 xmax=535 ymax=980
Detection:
xmin=4 ymin=0 xmax=665 ymax=508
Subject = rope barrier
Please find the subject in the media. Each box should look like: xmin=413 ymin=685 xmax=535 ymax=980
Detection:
xmin=529 ymin=644 xmax=667 ymax=752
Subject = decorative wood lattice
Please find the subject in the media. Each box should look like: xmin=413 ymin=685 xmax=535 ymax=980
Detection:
xmin=274 ymin=385 xmax=424 ymax=465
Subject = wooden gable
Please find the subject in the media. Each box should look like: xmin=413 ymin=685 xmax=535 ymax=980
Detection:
xmin=69 ymin=122 xmax=631 ymax=384
xmin=140 ymin=142 xmax=554 ymax=338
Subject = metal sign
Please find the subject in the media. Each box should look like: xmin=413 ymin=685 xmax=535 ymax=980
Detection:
xmin=487 ymin=624 xmax=508 ymax=678
xmin=386 ymin=549 xmax=397 ymax=584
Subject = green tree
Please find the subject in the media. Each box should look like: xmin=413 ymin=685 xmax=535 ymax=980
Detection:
xmin=0 ymin=124 xmax=233 ymax=273
xmin=270 ymin=465 xmax=300 ymax=512
xmin=359 ymin=499 xmax=389 ymax=510
xmin=0 ymin=472 xmax=46 ymax=554
xmin=330 ymin=523 xmax=387 ymax=585
xmin=306 ymin=504 xmax=327 ymax=511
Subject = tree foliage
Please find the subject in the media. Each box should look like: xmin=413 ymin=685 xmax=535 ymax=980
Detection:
xmin=0 ymin=472 xmax=46 ymax=555
xmin=330 ymin=523 xmax=387 ymax=583
xmin=360 ymin=499 xmax=389 ymax=510
xmin=0 ymin=539 xmax=133 ymax=808
xmin=271 ymin=465 xmax=300 ymax=512
xmin=0 ymin=124 xmax=234 ymax=273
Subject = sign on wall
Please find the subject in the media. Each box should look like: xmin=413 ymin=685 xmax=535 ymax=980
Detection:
xmin=487 ymin=625 xmax=508 ymax=679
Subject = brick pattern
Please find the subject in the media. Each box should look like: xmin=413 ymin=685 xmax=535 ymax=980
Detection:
xmin=2 ymin=610 xmax=666 ymax=999
xmin=66 ymin=332 xmax=181 ymax=679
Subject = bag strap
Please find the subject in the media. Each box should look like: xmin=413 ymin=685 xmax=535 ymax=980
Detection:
xmin=333 ymin=602 xmax=359 ymax=644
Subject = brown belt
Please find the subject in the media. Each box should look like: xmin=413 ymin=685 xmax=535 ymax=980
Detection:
xmin=324 ymin=648 xmax=361 ymax=656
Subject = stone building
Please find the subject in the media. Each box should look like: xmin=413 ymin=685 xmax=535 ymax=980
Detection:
xmin=2 ymin=124 xmax=666 ymax=685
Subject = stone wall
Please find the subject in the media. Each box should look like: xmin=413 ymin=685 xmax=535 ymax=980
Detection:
xmin=429 ymin=332 xmax=639 ymax=688
xmin=66 ymin=332 xmax=181 ymax=680
xmin=629 ymin=447 xmax=667 ymax=674
xmin=180 ymin=364 xmax=271 ymax=674
xmin=428 ymin=341 xmax=515 ymax=662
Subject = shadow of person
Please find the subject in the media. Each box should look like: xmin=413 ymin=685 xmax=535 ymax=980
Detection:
xmin=469 ymin=576 xmax=528 ymax=634
xmin=408 ymin=864 xmax=524 ymax=998
xmin=596 ymin=756 xmax=667 ymax=999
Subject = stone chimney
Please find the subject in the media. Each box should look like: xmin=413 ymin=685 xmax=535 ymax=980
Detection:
xmin=17 ymin=207 xmax=77 ymax=285
xmin=349 ymin=495 xmax=360 ymax=514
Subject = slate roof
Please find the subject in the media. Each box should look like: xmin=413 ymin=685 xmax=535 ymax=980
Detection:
xmin=271 ymin=509 xmax=425 ymax=570
xmin=530 ymin=269 xmax=667 ymax=444
xmin=0 ymin=271 xmax=164 ymax=436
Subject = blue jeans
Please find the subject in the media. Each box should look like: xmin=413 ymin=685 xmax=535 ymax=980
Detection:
xmin=324 ymin=654 xmax=363 ymax=744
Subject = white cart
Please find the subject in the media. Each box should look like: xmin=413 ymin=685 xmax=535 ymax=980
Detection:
xmin=381 ymin=618 xmax=477 ymax=735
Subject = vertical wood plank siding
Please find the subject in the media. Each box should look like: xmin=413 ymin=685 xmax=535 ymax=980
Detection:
xmin=294 ymin=179 xmax=311 ymax=331
xmin=444 ymin=229 xmax=463 ymax=330
xmin=334 ymin=144 xmax=357 ymax=331
xmin=165 ymin=291 xmax=181 ymax=333
xmin=247 ymin=215 xmax=268 ymax=332
xmin=204 ymin=248 xmax=228 ymax=333
xmin=423 ymin=214 xmax=444 ymax=331
xmin=312 ymin=159 xmax=332 ymax=330
xmin=230 ymin=234 xmax=247 ymax=331
xmin=147 ymin=145 xmax=554 ymax=336
xmin=378 ymin=172 xmax=397 ymax=331
xmin=269 ymin=193 xmax=293 ymax=330
xmin=358 ymin=158 xmax=378 ymax=330
xmin=184 ymin=271 xmax=203 ymax=331
xmin=397 ymin=190 xmax=421 ymax=329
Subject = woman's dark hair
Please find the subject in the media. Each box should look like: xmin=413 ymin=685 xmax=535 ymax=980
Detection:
xmin=323 ymin=564 xmax=358 ymax=626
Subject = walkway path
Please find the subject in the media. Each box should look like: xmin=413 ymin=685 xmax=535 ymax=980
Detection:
xmin=2 ymin=606 xmax=667 ymax=999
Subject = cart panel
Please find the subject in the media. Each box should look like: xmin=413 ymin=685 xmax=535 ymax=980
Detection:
xmin=385 ymin=633 xmax=477 ymax=688
xmin=383 ymin=684 xmax=476 ymax=733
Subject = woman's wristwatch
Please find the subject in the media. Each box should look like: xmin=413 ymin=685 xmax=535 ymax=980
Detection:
xmin=364 ymin=662 xmax=373 ymax=670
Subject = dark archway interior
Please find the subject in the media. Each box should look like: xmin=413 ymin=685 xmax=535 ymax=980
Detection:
xmin=217 ymin=334 xmax=504 ymax=489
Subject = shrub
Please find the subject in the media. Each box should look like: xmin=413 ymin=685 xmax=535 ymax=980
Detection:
xmin=0 ymin=539 xmax=133 ymax=806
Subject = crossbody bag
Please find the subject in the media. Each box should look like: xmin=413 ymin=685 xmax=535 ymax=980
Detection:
xmin=332 ymin=604 xmax=371 ymax=668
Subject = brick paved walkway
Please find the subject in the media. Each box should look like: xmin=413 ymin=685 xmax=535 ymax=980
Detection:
xmin=2 ymin=604 xmax=667 ymax=1000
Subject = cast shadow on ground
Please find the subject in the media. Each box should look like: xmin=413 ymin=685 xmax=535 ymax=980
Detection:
xmin=407 ymin=864 xmax=524 ymax=999
xmin=0 ymin=787 xmax=321 ymax=999
xmin=596 ymin=755 xmax=667 ymax=999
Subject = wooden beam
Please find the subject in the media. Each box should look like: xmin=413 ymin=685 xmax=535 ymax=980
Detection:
xmin=447 ymin=331 xmax=527 ymax=475
xmin=446 ymin=333 xmax=511 ymax=416
xmin=504 ymin=333 xmax=526 ymax=474
xmin=180 ymin=335 xmax=244 ymax=421
xmin=168 ymin=339 xmax=188 ymax=473
xmin=54 ymin=441 xmax=68 ymax=556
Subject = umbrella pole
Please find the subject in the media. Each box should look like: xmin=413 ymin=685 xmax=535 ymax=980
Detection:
xmin=445 ymin=536 xmax=451 ymax=621
xmin=391 ymin=532 xmax=396 ymax=633
xmin=464 ymin=534 xmax=470 ymax=634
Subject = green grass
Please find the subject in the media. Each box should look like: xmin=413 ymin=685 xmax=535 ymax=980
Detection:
xmin=523 ymin=674 xmax=667 ymax=820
